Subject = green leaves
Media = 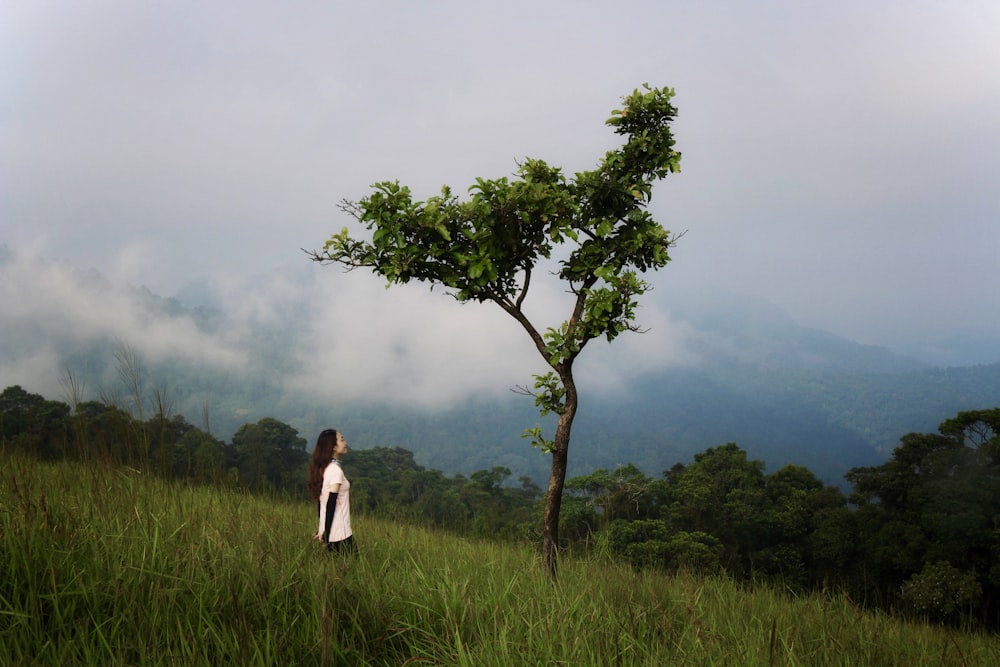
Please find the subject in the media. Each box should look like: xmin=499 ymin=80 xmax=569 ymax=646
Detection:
xmin=522 ymin=425 xmax=555 ymax=454
xmin=529 ymin=372 xmax=567 ymax=416
xmin=316 ymin=85 xmax=680 ymax=311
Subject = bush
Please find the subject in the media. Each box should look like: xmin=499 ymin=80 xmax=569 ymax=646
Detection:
xmin=607 ymin=520 xmax=722 ymax=573
xmin=901 ymin=561 xmax=982 ymax=620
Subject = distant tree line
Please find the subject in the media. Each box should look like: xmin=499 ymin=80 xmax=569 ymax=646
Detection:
xmin=0 ymin=384 xmax=309 ymax=494
xmin=0 ymin=384 xmax=541 ymax=537
xmin=3 ymin=384 xmax=998 ymax=627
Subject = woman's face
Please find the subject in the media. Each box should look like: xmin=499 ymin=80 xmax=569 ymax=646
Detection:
xmin=334 ymin=432 xmax=349 ymax=457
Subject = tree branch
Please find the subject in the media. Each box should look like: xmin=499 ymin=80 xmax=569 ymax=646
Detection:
xmin=488 ymin=290 xmax=550 ymax=364
xmin=515 ymin=265 xmax=532 ymax=311
xmin=300 ymin=248 xmax=367 ymax=270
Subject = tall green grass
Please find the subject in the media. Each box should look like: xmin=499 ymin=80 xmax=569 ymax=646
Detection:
xmin=3 ymin=451 xmax=999 ymax=666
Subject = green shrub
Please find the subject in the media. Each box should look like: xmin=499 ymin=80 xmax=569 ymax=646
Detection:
xmin=901 ymin=561 xmax=983 ymax=620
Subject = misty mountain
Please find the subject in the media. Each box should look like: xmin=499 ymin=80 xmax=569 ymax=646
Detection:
xmin=345 ymin=296 xmax=999 ymax=487
xmin=666 ymin=286 xmax=927 ymax=374
xmin=3 ymin=249 xmax=1000 ymax=488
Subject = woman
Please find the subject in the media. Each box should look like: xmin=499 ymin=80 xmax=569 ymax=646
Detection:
xmin=307 ymin=429 xmax=355 ymax=553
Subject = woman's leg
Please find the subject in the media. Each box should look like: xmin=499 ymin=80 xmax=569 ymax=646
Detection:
xmin=331 ymin=535 xmax=356 ymax=554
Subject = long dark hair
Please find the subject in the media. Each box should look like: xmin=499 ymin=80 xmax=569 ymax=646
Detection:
xmin=307 ymin=429 xmax=338 ymax=502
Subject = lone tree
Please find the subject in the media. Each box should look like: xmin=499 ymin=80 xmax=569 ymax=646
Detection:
xmin=308 ymin=84 xmax=682 ymax=578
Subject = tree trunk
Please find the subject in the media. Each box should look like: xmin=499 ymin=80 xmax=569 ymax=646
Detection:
xmin=542 ymin=372 xmax=578 ymax=580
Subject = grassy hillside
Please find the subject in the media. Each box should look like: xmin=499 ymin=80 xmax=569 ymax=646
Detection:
xmin=3 ymin=452 xmax=999 ymax=665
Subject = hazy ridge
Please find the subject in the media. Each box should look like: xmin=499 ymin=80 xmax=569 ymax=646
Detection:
xmin=3 ymin=248 xmax=999 ymax=487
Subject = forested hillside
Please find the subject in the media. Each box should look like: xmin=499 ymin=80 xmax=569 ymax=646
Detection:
xmin=19 ymin=341 xmax=1000 ymax=487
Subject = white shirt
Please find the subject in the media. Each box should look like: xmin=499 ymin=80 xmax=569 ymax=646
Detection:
xmin=316 ymin=459 xmax=352 ymax=543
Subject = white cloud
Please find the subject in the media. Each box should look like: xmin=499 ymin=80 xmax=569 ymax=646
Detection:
xmin=0 ymin=248 xmax=247 ymax=397
xmin=1 ymin=239 xmax=701 ymax=412
xmin=288 ymin=270 xmax=543 ymax=408
xmin=281 ymin=259 xmax=702 ymax=408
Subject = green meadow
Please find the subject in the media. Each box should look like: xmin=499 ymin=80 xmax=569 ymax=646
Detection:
xmin=3 ymin=452 xmax=999 ymax=666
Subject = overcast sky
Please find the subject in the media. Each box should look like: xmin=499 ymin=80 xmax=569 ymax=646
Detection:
xmin=2 ymin=1 xmax=999 ymax=406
